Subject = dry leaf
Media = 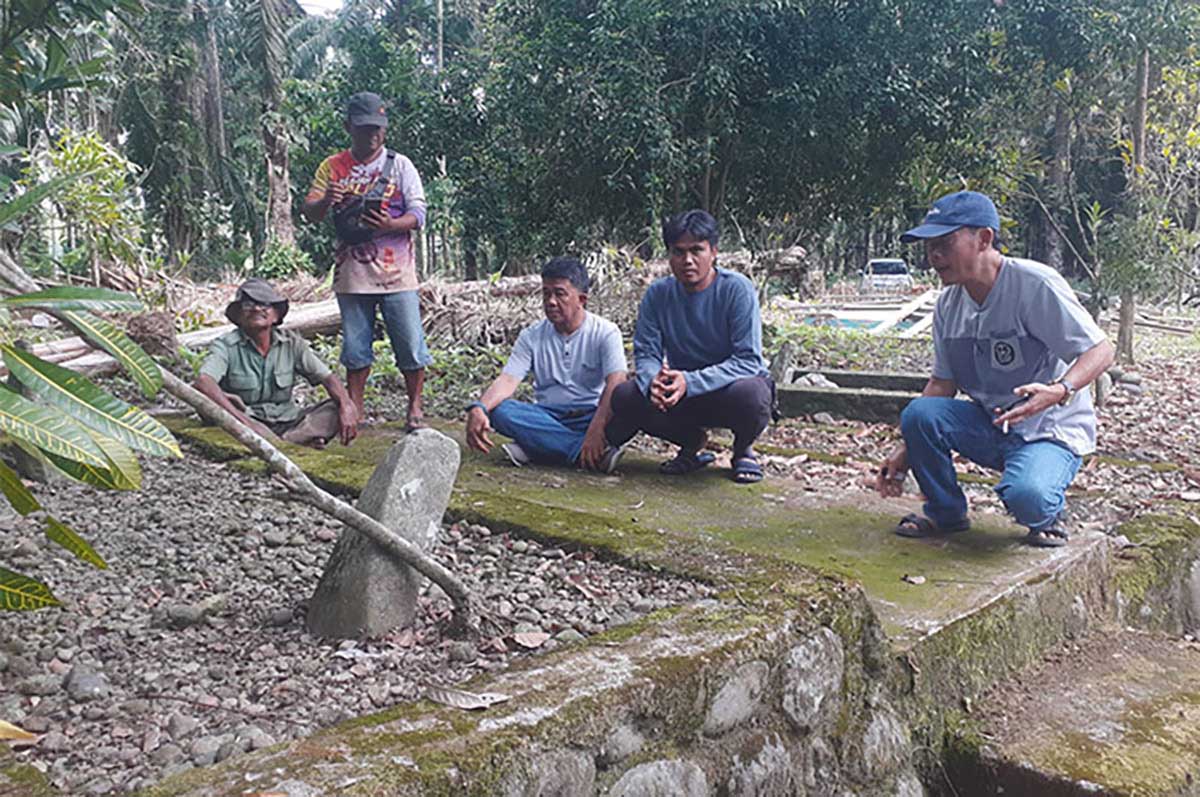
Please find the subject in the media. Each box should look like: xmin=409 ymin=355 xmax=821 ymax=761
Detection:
xmin=0 ymin=720 xmax=36 ymax=742
xmin=423 ymin=684 xmax=510 ymax=711
xmin=511 ymin=632 xmax=550 ymax=649
xmin=1179 ymin=491 xmax=1200 ymax=502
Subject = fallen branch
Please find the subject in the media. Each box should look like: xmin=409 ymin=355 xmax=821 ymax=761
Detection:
xmin=157 ymin=369 xmax=477 ymax=637
xmin=0 ymin=249 xmax=476 ymax=637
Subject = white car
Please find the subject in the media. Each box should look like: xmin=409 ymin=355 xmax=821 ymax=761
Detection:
xmin=859 ymin=258 xmax=915 ymax=293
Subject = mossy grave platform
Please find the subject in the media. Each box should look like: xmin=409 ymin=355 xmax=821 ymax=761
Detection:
xmin=165 ymin=415 xmax=1109 ymax=650
xmin=147 ymin=415 xmax=1200 ymax=796
xmin=947 ymin=629 xmax=1200 ymax=797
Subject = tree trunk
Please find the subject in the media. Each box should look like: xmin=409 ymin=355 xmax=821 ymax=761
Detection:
xmin=1045 ymin=99 xmax=1069 ymax=272
xmin=260 ymin=0 xmax=295 ymax=246
xmin=1117 ymin=286 xmax=1136 ymax=364
xmin=1131 ymin=48 xmax=1150 ymax=177
xmin=199 ymin=0 xmax=229 ymax=190
xmin=464 ymin=241 xmax=478 ymax=281
xmin=1117 ymin=46 xmax=1151 ymax=364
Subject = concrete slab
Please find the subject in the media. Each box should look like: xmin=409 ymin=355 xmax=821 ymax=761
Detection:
xmin=949 ymin=629 xmax=1200 ymax=796
xmin=446 ymin=439 xmax=1110 ymax=648
xmin=146 ymin=417 xmax=1200 ymax=797
xmin=790 ymin=368 xmax=928 ymax=392
xmin=775 ymin=383 xmax=916 ymax=422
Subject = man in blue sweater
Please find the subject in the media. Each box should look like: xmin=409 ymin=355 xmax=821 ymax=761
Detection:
xmin=607 ymin=210 xmax=773 ymax=483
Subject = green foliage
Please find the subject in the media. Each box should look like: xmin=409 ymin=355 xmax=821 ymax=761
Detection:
xmin=424 ymin=343 xmax=512 ymax=418
xmin=2 ymin=286 xmax=144 ymax=313
xmin=0 ymin=165 xmax=179 ymax=610
xmin=22 ymin=130 xmax=146 ymax=272
xmin=255 ymin=239 xmax=315 ymax=280
xmin=60 ymin=310 xmax=162 ymax=397
xmin=0 ymin=282 xmax=176 ymax=608
xmin=764 ymin=319 xmax=932 ymax=374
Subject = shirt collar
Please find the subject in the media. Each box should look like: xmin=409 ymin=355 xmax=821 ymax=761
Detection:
xmin=235 ymin=326 xmax=281 ymax=349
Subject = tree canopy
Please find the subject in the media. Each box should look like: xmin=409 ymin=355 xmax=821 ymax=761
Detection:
xmin=0 ymin=0 xmax=1197 ymax=305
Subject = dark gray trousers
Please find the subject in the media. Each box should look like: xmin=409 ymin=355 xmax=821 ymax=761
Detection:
xmin=606 ymin=375 xmax=774 ymax=457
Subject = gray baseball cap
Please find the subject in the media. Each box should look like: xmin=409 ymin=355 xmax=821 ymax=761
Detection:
xmin=346 ymin=92 xmax=388 ymax=127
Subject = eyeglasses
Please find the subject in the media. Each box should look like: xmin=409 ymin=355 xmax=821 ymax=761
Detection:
xmin=241 ymin=299 xmax=273 ymax=311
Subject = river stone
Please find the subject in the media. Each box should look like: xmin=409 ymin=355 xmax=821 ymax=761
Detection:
xmin=861 ymin=702 xmax=910 ymax=776
xmin=599 ymin=722 xmax=645 ymax=767
xmin=704 ymin=659 xmax=769 ymax=736
xmin=727 ymin=734 xmax=797 ymax=796
xmin=609 ymin=760 xmax=709 ymax=797
xmin=1187 ymin=560 xmax=1200 ymax=634
xmin=16 ymin=674 xmax=61 ymax=696
xmin=306 ymin=430 xmax=461 ymax=638
xmin=894 ymin=769 xmax=926 ymax=797
xmin=264 ymin=780 xmax=323 ymax=797
xmin=64 ymin=666 xmax=110 ymax=702
xmin=503 ymin=749 xmax=595 ymax=796
xmin=782 ymin=627 xmax=844 ymax=732
xmin=801 ymin=739 xmax=840 ymax=792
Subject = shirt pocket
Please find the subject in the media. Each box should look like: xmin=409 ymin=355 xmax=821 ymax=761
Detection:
xmin=226 ymin=374 xmax=262 ymax=398
xmin=577 ymin=358 xmax=604 ymax=388
xmin=986 ymin=330 xmax=1026 ymax=372
xmin=271 ymin=367 xmax=296 ymax=402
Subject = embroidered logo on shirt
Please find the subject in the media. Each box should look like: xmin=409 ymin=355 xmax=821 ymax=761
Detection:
xmin=993 ymin=340 xmax=1016 ymax=366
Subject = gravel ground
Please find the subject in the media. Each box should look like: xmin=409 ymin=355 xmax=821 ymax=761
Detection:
xmin=0 ymin=456 xmax=713 ymax=795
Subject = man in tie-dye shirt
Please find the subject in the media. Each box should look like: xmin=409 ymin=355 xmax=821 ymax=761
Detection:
xmin=302 ymin=92 xmax=431 ymax=432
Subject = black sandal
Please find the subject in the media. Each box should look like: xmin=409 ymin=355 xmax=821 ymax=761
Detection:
xmin=1024 ymin=523 xmax=1069 ymax=548
xmin=894 ymin=513 xmax=971 ymax=538
xmin=659 ymin=450 xmax=715 ymax=475
xmin=732 ymin=454 xmax=764 ymax=484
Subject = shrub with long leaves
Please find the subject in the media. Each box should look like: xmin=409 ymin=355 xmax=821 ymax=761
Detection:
xmin=0 ymin=284 xmax=180 ymax=610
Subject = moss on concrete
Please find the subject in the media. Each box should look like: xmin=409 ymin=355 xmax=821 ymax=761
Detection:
xmin=0 ymin=762 xmax=55 ymax=796
xmin=147 ymin=413 xmax=1200 ymax=797
xmin=160 ymin=417 xmax=249 ymax=462
xmin=754 ymin=443 xmax=848 ymax=464
xmin=1111 ymin=513 xmax=1200 ymax=630
xmin=1091 ymin=454 xmax=1180 ymax=473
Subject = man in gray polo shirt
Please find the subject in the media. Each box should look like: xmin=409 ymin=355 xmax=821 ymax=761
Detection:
xmin=874 ymin=191 xmax=1114 ymax=547
xmin=465 ymin=257 xmax=628 ymax=472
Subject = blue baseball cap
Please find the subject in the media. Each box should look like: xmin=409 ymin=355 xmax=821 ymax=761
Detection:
xmin=901 ymin=191 xmax=1000 ymax=243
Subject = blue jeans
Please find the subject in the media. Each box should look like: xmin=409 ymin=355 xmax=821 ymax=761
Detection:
xmin=336 ymin=290 xmax=432 ymax=372
xmin=489 ymin=400 xmax=596 ymax=465
xmin=900 ymin=397 xmax=1082 ymax=530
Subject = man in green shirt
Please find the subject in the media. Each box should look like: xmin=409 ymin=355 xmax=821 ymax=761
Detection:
xmin=195 ymin=278 xmax=358 ymax=447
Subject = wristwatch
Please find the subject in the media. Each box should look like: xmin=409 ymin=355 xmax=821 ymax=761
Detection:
xmin=1052 ymin=377 xmax=1076 ymax=406
xmin=465 ymin=401 xmax=487 ymax=415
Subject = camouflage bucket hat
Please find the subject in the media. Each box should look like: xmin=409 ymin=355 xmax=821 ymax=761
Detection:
xmin=225 ymin=278 xmax=289 ymax=325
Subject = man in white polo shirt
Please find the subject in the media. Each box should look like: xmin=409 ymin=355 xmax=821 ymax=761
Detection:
xmin=465 ymin=257 xmax=629 ymax=472
xmin=874 ymin=191 xmax=1114 ymax=547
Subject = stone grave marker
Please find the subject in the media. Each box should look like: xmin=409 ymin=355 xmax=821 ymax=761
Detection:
xmin=306 ymin=429 xmax=460 ymax=638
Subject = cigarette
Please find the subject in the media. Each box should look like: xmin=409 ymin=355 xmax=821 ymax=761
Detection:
xmin=1002 ymin=419 xmax=1010 ymax=434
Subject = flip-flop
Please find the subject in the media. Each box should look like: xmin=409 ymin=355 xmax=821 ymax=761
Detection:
xmin=404 ymin=415 xmax=428 ymax=434
xmin=732 ymin=454 xmax=764 ymax=484
xmin=659 ymin=450 xmax=715 ymax=475
xmin=894 ymin=513 xmax=971 ymax=538
xmin=1024 ymin=523 xmax=1069 ymax=548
